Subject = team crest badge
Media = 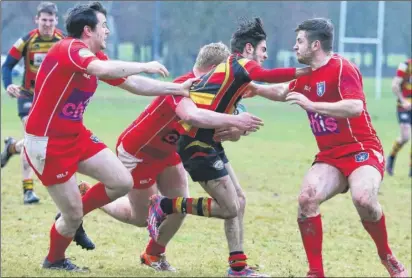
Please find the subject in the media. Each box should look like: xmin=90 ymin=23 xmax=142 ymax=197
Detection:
xmin=355 ymin=152 xmax=369 ymax=163
xmin=90 ymin=134 xmax=100 ymax=143
xmin=316 ymin=81 xmax=326 ymax=97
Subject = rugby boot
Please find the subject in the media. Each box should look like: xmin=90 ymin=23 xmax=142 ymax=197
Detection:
xmin=227 ymin=266 xmax=270 ymax=277
xmin=55 ymin=212 xmax=95 ymax=250
xmin=42 ymin=257 xmax=89 ymax=272
xmin=140 ymin=251 xmax=176 ymax=272
xmin=381 ymin=254 xmax=408 ymax=277
xmin=23 ymin=190 xmax=40 ymax=204
xmin=386 ymin=155 xmax=395 ymax=176
xmin=1 ymin=137 xmax=17 ymax=168
xmin=147 ymin=194 xmax=167 ymax=241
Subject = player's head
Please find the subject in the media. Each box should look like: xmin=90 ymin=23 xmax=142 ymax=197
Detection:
xmin=35 ymin=2 xmax=58 ymax=38
xmin=65 ymin=1 xmax=109 ymax=52
xmin=194 ymin=42 xmax=231 ymax=72
xmin=230 ymin=17 xmax=268 ymax=66
xmin=293 ymin=18 xmax=334 ymax=65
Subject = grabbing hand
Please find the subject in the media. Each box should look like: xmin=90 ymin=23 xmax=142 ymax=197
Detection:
xmin=286 ymin=92 xmax=315 ymax=112
xmin=233 ymin=112 xmax=263 ymax=133
xmin=144 ymin=61 xmax=169 ymax=78
xmin=6 ymin=84 xmax=21 ymax=98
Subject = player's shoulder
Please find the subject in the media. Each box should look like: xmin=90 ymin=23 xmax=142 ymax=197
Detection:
xmin=54 ymin=28 xmax=66 ymax=39
xmin=331 ymin=54 xmax=360 ymax=73
xmin=173 ymin=71 xmax=195 ymax=83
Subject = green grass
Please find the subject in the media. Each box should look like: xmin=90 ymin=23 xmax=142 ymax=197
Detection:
xmin=1 ymin=77 xmax=411 ymax=277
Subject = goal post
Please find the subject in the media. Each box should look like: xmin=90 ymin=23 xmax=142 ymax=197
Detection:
xmin=338 ymin=1 xmax=386 ymax=99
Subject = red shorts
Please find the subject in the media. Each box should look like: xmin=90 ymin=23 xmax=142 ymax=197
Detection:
xmin=314 ymin=149 xmax=385 ymax=180
xmin=116 ymin=142 xmax=181 ymax=189
xmin=24 ymin=128 xmax=106 ymax=186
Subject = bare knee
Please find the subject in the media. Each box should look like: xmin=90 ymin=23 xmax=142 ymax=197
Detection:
xmin=352 ymin=191 xmax=380 ymax=215
xmin=298 ymin=185 xmax=321 ymax=216
xmin=238 ymin=194 xmax=246 ymax=213
xmin=221 ymin=200 xmax=239 ymax=219
xmin=107 ymin=172 xmax=134 ymax=197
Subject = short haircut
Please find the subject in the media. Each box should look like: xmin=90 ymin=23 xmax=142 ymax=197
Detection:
xmin=37 ymin=2 xmax=58 ymax=16
xmin=230 ymin=17 xmax=267 ymax=54
xmin=295 ymin=18 xmax=334 ymax=52
xmin=195 ymin=42 xmax=231 ymax=70
xmin=65 ymin=1 xmax=107 ymax=38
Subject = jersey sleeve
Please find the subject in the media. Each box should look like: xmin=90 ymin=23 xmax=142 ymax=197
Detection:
xmin=62 ymin=39 xmax=98 ymax=73
xmin=8 ymin=33 xmax=32 ymax=61
xmin=339 ymin=62 xmax=364 ymax=100
xmin=166 ymin=72 xmax=195 ymax=111
xmin=242 ymin=59 xmax=296 ymax=83
xmin=396 ymin=61 xmax=408 ymax=79
xmin=95 ymin=51 xmax=126 ymax=86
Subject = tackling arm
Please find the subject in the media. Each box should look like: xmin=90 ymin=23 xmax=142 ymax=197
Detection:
xmin=249 ymin=82 xmax=290 ymax=101
xmin=117 ymin=75 xmax=194 ymax=97
xmin=175 ymin=98 xmax=242 ymax=129
xmin=86 ymin=60 xmax=168 ymax=79
xmin=311 ymin=99 xmax=363 ymax=118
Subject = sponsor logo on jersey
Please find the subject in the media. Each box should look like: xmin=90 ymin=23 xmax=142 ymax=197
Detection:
xmin=59 ymin=89 xmax=93 ymax=121
xmin=307 ymin=112 xmax=340 ymax=136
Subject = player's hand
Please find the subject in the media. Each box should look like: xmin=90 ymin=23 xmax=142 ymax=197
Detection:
xmin=242 ymin=83 xmax=258 ymax=99
xmin=213 ymin=127 xmax=243 ymax=142
xmin=180 ymin=77 xmax=200 ymax=98
xmin=400 ymin=99 xmax=412 ymax=111
xmin=286 ymin=92 xmax=316 ymax=112
xmin=144 ymin=61 xmax=169 ymax=78
xmin=6 ymin=84 xmax=22 ymax=98
xmin=233 ymin=112 xmax=263 ymax=133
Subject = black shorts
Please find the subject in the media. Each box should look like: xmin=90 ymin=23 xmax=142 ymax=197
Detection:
xmin=397 ymin=108 xmax=411 ymax=124
xmin=177 ymin=135 xmax=229 ymax=182
xmin=17 ymin=93 xmax=33 ymax=119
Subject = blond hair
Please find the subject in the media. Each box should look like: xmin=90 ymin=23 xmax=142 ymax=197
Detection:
xmin=195 ymin=42 xmax=230 ymax=70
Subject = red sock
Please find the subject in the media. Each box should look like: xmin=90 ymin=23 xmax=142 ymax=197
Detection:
xmin=82 ymin=182 xmax=111 ymax=216
xmin=298 ymin=214 xmax=324 ymax=274
xmin=362 ymin=213 xmax=392 ymax=260
xmin=145 ymin=238 xmax=166 ymax=256
xmin=46 ymin=224 xmax=73 ymax=263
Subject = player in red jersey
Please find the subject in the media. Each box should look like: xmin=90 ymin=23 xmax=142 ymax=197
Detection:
xmin=73 ymin=42 xmax=263 ymax=271
xmin=249 ymin=18 xmax=408 ymax=277
xmin=23 ymin=2 xmax=197 ymax=272
xmin=386 ymin=59 xmax=411 ymax=177
xmin=147 ymin=18 xmax=312 ymax=277
xmin=1 ymin=2 xmax=64 ymax=204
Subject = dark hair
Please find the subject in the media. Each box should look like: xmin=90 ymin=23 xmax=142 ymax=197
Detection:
xmin=230 ymin=17 xmax=267 ymax=54
xmin=37 ymin=2 xmax=58 ymax=16
xmin=295 ymin=18 xmax=334 ymax=52
xmin=65 ymin=1 xmax=107 ymax=38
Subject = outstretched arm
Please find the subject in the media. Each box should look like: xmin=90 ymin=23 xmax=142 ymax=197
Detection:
xmin=246 ymin=82 xmax=290 ymax=101
xmin=87 ymin=60 xmax=169 ymax=79
xmin=117 ymin=75 xmax=197 ymax=97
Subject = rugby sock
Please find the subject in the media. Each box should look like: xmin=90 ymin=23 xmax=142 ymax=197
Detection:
xmin=362 ymin=213 xmax=392 ymax=260
xmin=22 ymin=179 xmax=34 ymax=193
xmin=46 ymin=223 xmax=73 ymax=263
xmin=160 ymin=197 xmax=212 ymax=217
xmin=229 ymin=251 xmax=247 ymax=271
xmin=82 ymin=182 xmax=111 ymax=216
xmin=298 ymin=214 xmax=324 ymax=274
xmin=389 ymin=140 xmax=404 ymax=158
xmin=145 ymin=238 xmax=166 ymax=256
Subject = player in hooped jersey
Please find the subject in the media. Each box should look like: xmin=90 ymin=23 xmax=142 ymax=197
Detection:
xmin=73 ymin=42 xmax=264 ymax=271
xmin=386 ymin=58 xmax=411 ymax=177
xmin=147 ymin=18 xmax=312 ymax=277
xmin=1 ymin=2 xmax=64 ymax=204
xmin=249 ymin=18 xmax=408 ymax=277
xmin=24 ymin=2 xmax=197 ymax=272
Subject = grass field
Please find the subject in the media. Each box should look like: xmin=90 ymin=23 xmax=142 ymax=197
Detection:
xmin=1 ymin=77 xmax=411 ymax=277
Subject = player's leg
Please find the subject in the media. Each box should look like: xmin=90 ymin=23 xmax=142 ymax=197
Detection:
xmin=141 ymin=162 xmax=188 ymax=271
xmin=20 ymin=114 xmax=40 ymax=204
xmin=42 ymin=175 xmax=88 ymax=271
xmin=297 ymin=162 xmax=348 ymax=277
xmin=348 ymin=165 xmax=408 ymax=277
xmin=77 ymin=131 xmax=133 ymax=218
xmin=387 ymin=110 xmax=411 ymax=176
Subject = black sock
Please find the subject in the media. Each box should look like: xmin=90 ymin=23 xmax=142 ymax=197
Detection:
xmin=160 ymin=198 xmax=173 ymax=214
